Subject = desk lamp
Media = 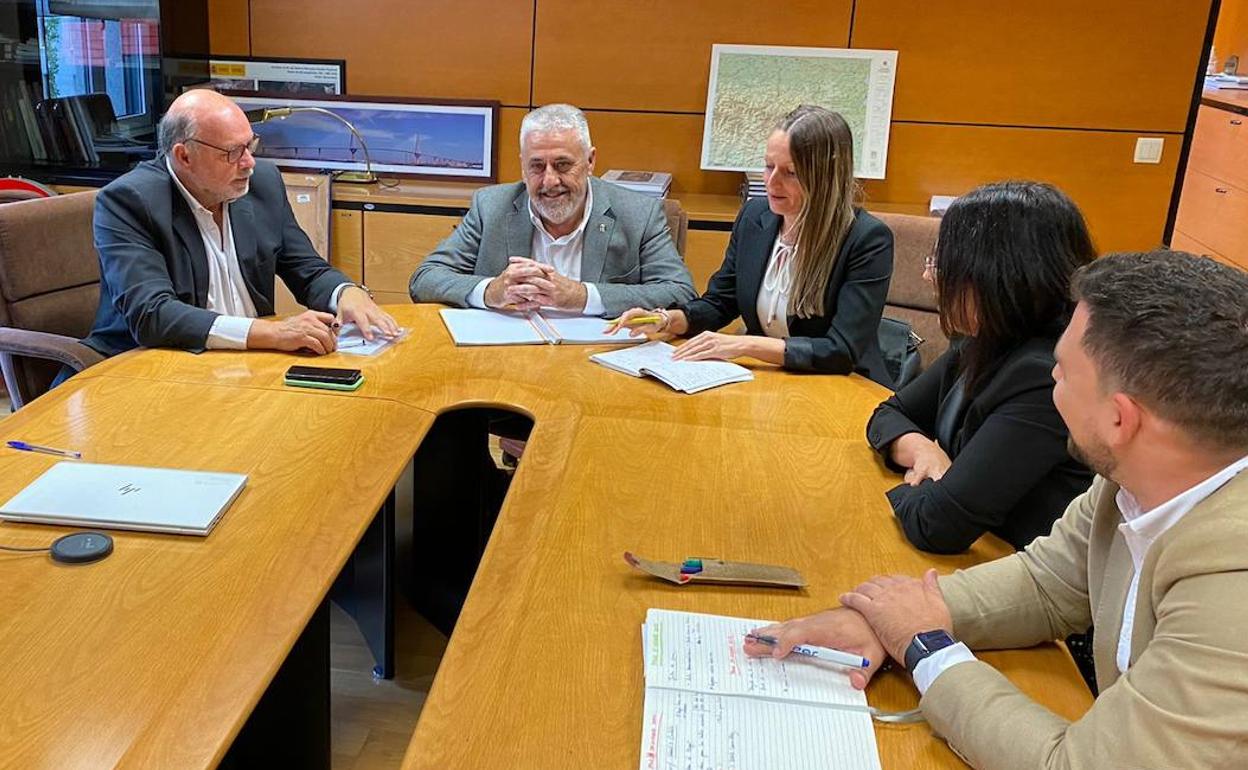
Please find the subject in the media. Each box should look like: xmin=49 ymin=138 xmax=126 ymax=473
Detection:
xmin=245 ymin=106 xmax=377 ymax=184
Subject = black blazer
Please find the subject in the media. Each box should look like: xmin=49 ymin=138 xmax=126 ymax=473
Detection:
xmin=680 ymin=199 xmax=893 ymax=384
xmin=865 ymin=334 xmax=1094 ymax=554
xmin=84 ymin=158 xmax=350 ymax=357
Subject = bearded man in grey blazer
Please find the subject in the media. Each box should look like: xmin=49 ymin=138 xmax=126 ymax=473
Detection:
xmin=746 ymin=251 xmax=1248 ymax=770
xmin=408 ymin=103 xmax=695 ymax=316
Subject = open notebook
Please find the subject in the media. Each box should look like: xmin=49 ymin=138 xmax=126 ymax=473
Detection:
xmin=439 ymin=308 xmax=644 ymax=346
xmin=640 ymin=609 xmax=882 ymax=770
xmin=591 ymin=341 xmax=754 ymax=394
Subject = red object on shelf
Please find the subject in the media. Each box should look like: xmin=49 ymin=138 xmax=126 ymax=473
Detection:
xmin=0 ymin=177 xmax=57 ymax=202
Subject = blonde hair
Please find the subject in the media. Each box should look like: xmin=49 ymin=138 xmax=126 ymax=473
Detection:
xmin=776 ymin=105 xmax=859 ymax=318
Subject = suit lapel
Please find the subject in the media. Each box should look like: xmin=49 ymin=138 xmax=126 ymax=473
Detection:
xmin=504 ymin=188 xmax=534 ymax=270
xmin=739 ymin=204 xmax=781 ymax=333
xmin=226 ymin=196 xmax=270 ymax=314
xmin=579 ymin=179 xmax=613 ymax=283
xmin=170 ymin=190 xmax=210 ymax=306
xmin=1092 ymin=532 xmax=1133 ymax=692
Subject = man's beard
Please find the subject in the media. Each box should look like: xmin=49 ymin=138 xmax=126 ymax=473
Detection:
xmin=1067 ymin=435 xmax=1116 ymax=479
xmin=532 ymin=185 xmax=583 ymax=226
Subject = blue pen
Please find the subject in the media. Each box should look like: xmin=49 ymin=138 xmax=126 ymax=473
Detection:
xmin=6 ymin=441 xmax=82 ymax=460
xmin=745 ymin=633 xmax=870 ymax=669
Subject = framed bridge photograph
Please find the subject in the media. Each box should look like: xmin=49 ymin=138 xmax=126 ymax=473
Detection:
xmin=225 ymin=93 xmax=499 ymax=182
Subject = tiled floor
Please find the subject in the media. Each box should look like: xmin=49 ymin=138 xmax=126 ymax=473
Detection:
xmin=330 ymin=601 xmax=448 ymax=770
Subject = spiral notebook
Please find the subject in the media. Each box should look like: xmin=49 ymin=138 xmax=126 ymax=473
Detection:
xmin=639 ymin=609 xmax=881 ymax=770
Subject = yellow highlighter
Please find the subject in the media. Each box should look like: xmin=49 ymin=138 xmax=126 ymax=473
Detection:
xmin=606 ymin=314 xmax=664 ymax=327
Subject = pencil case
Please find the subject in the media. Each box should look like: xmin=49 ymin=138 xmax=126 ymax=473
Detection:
xmin=624 ymin=551 xmax=805 ymax=588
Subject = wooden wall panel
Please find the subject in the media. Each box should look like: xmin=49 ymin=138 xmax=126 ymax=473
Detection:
xmin=852 ymin=0 xmax=1212 ymax=132
xmin=1215 ymin=0 xmax=1248 ymax=66
xmin=532 ymin=0 xmax=853 ymax=112
xmin=862 ymin=123 xmax=1182 ymax=252
xmin=247 ymin=0 xmax=533 ymax=105
xmin=497 ymin=107 xmax=527 ymax=185
xmin=583 ymin=111 xmax=740 ymax=195
xmin=207 ymin=0 xmax=251 ymax=57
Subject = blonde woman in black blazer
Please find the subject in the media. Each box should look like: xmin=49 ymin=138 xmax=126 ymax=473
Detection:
xmin=609 ymin=105 xmax=894 ymax=385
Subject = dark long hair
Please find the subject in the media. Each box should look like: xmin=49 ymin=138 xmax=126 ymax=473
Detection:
xmin=935 ymin=181 xmax=1096 ymax=393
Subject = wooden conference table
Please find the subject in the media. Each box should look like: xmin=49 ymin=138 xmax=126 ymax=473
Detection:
xmin=0 ymin=304 xmax=1093 ymax=768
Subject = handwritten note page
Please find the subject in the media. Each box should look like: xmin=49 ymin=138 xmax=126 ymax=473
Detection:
xmin=591 ymin=342 xmax=753 ymax=393
xmin=639 ymin=609 xmax=881 ymax=770
xmin=640 ymin=689 xmax=880 ymax=770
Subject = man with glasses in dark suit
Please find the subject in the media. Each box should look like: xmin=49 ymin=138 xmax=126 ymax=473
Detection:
xmin=79 ymin=89 xmax=397 ymax=361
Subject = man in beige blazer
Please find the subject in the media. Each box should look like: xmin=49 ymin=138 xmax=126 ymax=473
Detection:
xmin=747 ymin=250 xmax=1248 ymax=769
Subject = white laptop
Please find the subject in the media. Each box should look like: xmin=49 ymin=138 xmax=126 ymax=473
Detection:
xmin=0 ymin=462 xmax=248 ymax=536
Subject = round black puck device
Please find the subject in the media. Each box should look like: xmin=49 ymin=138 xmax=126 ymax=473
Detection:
xmin=50 ymin=532 xmax=113 ymax=564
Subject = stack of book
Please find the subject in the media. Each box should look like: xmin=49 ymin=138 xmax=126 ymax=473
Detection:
xmin=601 ymin=170 xmax=671 ymax=198
xmin=740 ymin=171 xmax=766 ymax=202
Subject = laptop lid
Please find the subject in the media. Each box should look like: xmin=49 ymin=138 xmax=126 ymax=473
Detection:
xmin=0 ymin=462 xmax=248 ymax=536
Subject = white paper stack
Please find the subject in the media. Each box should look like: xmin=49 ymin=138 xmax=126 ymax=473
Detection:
xmin=741 ymin=171 xmax=766 ymax=201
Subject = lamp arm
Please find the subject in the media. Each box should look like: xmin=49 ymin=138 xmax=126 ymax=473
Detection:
xmin=283 ymin=106 xmax=376 ymax=182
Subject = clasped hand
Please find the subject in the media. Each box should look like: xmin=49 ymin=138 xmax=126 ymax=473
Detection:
xmin=484 ymin=257 xmax=586 ymax=312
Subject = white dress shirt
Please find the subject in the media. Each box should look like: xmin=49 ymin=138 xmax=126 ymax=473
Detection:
xmin=166 ymin=157 xmax=257 ymax=349
xmin=166 ymin=159 xmax=348 ymax=349
xmin=467 ymin=186 xmax=605 ymax=316
xmin=913 ymin=453 xmax=1248 ymax=694
xmin=1113 ymin=453 xmax=1248 ymax=671
xmin=755 ymin=236 xmax=795 ymax=338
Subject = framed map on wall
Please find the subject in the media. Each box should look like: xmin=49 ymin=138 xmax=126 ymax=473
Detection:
xmin=701 ymin=44 xmax=898 ymax=179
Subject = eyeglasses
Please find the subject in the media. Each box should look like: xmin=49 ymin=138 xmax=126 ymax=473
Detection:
xmin=187 ymin=135 xmax=260 ymax=164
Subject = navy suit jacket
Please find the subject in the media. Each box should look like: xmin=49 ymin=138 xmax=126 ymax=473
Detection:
xmin=84 ymin=158 xmax=349 ymax=357
xmin=681 ymin=198 xmax=894 ymax=383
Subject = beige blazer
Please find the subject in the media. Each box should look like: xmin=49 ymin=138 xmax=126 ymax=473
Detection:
xmin=923 ymin=471 xmax=1248 ymax=769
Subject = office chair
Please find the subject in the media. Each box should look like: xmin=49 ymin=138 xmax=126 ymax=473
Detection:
xmin=875 ymin=212 xmax=947 ymax=372
xmin=0 ymin=192 xmax=105 ymax=409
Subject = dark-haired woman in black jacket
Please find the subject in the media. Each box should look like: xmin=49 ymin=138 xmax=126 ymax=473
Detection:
xmin=866 ymin=181 xmax=1096 ymax=554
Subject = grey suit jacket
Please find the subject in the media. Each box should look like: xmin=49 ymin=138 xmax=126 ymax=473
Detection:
xmin=408 ymin=177 xmax=695 ymax=315
xmin=922 ymin=471 xmax=1248 ymax=769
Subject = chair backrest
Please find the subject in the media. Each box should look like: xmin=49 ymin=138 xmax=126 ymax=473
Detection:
xmin=660 ymin=198 xmax=689 ymax=257
xmin=0 ymin=191 xmax=101 ymax=399
xmin=873 ymin=211 xmax=947 ymax=372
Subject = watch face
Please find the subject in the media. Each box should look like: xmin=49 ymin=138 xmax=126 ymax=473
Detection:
xmin=917 ymin=630 xmax=955 ymax=651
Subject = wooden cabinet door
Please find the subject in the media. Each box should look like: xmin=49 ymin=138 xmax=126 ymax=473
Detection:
xmin=363 ymin=210 xmax=463 ymax=305
xmin=1188 ymin=106 xmax=1248 ymax=191
xmin=274 ymin=172 xmax=332 ymax=315
xmin=1175 ymin=169 xmax=1248 ymax=270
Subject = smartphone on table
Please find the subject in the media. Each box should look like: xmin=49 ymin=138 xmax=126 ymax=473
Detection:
xmin=283 ymin=365 xmax=365 ymax=391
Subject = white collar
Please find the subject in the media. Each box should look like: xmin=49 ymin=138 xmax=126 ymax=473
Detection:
xmin=1116 ymin=454 xmax=1248 ymax=568
xmin=165 ymin=156 xmax=223 ymax=219
xmin=527 ymin=183 xmax=593 ymax=245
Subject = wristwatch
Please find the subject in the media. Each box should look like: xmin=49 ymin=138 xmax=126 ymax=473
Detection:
xmin=348 ymin=282 xmax=374 ymax=299
xmin=904 ymin=629 xmax=958 ymax=673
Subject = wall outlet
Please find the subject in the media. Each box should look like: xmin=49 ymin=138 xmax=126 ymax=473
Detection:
xmin=1134 ymin=137 xmax=1164 ymax=164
